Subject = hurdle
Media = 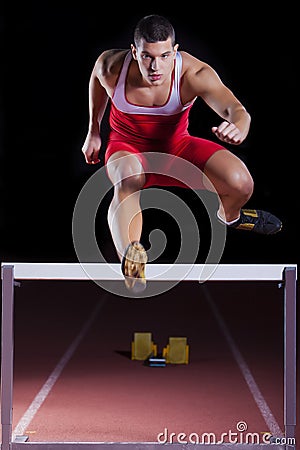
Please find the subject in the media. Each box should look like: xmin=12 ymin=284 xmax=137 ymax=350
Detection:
xmin=1 ymin=262 xmax=297 ymax=450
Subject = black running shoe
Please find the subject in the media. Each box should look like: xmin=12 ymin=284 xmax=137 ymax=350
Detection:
xmin=229 ymin=209 xmax=282 ymax=235
xmin=121 ymin=241 xmax=148 ymax=293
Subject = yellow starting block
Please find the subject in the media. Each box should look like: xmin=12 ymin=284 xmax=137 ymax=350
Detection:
xmin=163 ymin=337 xmax=189 ymax=364
xmin=131 ymin=332 xmax=158 ymax=360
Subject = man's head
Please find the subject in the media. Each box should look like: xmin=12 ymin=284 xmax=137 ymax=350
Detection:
xmin=133 ymin=14 xmax=176 ymax=48
xmin=131 ymin=15 xmax=178 ymax=86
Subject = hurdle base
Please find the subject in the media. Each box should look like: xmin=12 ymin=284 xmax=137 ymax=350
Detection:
xmin=14 ymin=436 xmax=29 ymax=443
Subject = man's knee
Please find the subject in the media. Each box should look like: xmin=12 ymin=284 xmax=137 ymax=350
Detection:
xmin=107 ymin=152 xmax=145 ymax=187
xmin=230 ymin=170 xmax=254 ymax=200
xmin=117 ymin=174 xmax=145 ymax=193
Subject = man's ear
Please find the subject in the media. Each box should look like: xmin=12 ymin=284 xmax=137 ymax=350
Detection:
xmin=174 ymin=43 xmax=179 ymax=53
xmin=131 ymin=44 xmax=137 ymax=60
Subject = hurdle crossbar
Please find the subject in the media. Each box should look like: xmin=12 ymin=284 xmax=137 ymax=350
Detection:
xmin=1 ymin=263 xmax=297 ymax=450
xmin=6 ymin=262 xmax=297 ymax=281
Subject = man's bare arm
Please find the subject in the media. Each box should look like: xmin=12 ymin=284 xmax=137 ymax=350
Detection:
xmin=182 ymin=53 xmax=251 ymax=145
xmin=82 ymin=55 xmax=109 ymax=164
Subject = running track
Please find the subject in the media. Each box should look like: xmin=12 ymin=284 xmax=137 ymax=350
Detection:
xmin=1 ymin=278 xmax=299 ymax=445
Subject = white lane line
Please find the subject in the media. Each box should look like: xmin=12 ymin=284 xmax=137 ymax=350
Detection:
xmin=203 ymin=285 xmax=283 ymax=438
xmin=13 ymin=295 xmax=107 ymax=439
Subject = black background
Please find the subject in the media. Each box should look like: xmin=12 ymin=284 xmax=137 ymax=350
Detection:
xmin=1 ymin=2 xmax=298 ymax=266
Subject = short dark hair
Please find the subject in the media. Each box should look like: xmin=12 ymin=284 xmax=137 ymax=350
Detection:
xmin=134 ymin=14 xmax=176 ymax=47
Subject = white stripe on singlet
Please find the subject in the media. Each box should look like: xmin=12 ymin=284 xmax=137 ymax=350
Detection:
xmin=112 ymin=51 xmax=193 ymax=115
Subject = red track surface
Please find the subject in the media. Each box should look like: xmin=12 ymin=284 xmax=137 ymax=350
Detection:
xmin=1 ymin=279 xmax=299 ymax=444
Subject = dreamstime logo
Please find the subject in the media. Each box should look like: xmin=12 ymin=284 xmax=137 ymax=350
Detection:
xmin=72 ymin=152 xmax=227 ymax=298
xmin=156 ymin=421 xmax=292 ymax=445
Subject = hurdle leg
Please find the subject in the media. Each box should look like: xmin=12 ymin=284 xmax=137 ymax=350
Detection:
xmin=1 ymin=265 xmax=15 ymax=450
xmin=284 ymin=266 xmax=297 ymax=441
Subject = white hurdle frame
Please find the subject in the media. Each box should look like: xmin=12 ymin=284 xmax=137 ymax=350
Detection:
xmin=1 ymin=263 xmax=297 ymax=450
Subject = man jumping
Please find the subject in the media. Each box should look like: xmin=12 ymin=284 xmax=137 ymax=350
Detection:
xmin=82 ymin=14 xmax=282 ymax=291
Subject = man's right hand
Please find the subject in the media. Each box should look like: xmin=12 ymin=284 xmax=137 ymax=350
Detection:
xmin=81 ymin=133 xmax=102 ymax=164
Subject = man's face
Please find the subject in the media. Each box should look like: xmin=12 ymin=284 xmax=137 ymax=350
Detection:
xmin=131 ymin=37 xmax=178 ymax=85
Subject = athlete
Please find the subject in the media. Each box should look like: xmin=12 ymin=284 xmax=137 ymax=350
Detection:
xmin=81 ymin=14 xmax=282 ymax=291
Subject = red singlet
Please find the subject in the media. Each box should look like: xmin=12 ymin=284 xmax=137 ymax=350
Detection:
xmin=105 ymin=51 xmax=225 ymax=189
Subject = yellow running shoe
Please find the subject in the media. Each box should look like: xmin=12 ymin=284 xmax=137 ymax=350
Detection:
xmin=121 ymin=241 xmax=148 ymax=293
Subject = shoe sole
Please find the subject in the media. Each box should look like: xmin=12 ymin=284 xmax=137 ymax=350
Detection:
xmin=121 ymin=242 xmax=148 ymax=292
